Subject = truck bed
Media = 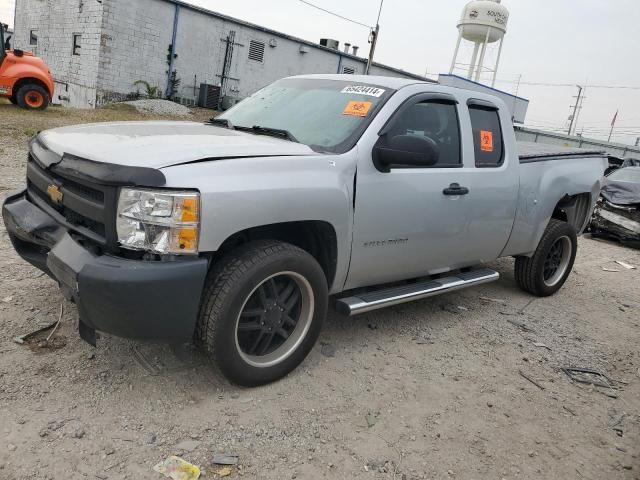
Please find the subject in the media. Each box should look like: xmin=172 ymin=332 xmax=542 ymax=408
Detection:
xmin=518 ymin=141 xmax=606 ymax=162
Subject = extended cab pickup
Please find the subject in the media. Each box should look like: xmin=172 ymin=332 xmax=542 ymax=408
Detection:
xmin=2 ymin=75 xmax=607 ymax=385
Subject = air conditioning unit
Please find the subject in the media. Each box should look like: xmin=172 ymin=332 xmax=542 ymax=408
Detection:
xmin=198 ymin=83 xmax=221 ymax=110
xmin=320 ymin=38 xmax=339 ymax=50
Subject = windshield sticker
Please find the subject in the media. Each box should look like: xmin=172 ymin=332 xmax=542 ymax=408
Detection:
xmin=480 ymin=130 xmax=494 ymax=152
xmin=341 ymin=85 xmax=386 ymax=97
xmin=343 ymin=101 xmax=373 ymax=117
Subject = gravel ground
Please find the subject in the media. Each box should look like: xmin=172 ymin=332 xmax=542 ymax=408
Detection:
xmin=126 ymin=99 xmax=193 ymax=117
xmin=0 ymin=101 xmax=639 ymax=480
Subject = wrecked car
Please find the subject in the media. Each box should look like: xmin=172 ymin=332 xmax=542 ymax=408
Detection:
xmin=590 ymin=166 xmax=640 ymax=248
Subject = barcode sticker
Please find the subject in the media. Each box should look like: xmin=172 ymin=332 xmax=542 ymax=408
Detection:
xmin=340 ymin=85 xmax=386 ymax=97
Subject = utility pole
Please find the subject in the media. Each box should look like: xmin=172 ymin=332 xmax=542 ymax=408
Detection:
xmin=365 ymin=0 xmax=384 ymax=75
xmin=607 ymin=109 xmax=618 ymax=143
xmin=567 ymin=85 xmax=583 ymax=136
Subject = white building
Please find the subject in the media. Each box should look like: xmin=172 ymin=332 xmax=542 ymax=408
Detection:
xmin=13 ymin=0 xmax=425 ymax=108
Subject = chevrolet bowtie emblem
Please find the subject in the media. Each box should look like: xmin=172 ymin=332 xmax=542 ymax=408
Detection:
xmin=46 ymin=184 xmax=63 ymax=204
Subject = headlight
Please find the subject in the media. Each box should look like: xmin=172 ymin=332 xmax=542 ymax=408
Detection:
xmin=116 ymin=188 xmax=200 ymax=255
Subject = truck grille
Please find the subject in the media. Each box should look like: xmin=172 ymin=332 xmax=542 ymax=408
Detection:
xmin=26 ymin=154 xmax=118 ymax=249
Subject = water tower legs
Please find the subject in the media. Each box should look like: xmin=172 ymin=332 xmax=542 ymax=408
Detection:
xmin=474 ymin=27 xmax=493 ymax=82
xmin=450 ymin=32 xmax=463 ymax=74
xmin=491 ymin=37 xmax=504 ymax=88
xmin=467 ymin=43 xmax=480 ymax=80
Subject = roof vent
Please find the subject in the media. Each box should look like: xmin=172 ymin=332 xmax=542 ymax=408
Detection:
xmin=343 ymin=42 xmax=351 ymax=53
xmin=320 ymin=38 xmax=340 ymax=50
xmin=352 ymin=45 xmax=359 ymax=56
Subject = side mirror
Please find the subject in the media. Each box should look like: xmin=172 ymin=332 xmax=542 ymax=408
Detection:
xmin=373 ymin=134 xmax=439 ymax=172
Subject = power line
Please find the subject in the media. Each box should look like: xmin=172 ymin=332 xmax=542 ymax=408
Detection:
xmin=495 ymin=79 xmax=640 ymax=90
xmin=296 ymin=0 xmax=372 ymax=29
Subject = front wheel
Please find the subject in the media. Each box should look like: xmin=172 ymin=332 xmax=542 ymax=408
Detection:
xmin=17 ymin=84 xmax=50 ymax=110
xmin=515 ymin=219 xmax=577 ymax=297
xmin=196 ymin=241 xmax=328 ymax=386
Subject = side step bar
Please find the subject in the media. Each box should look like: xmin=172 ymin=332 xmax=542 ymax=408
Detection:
xmin=336 ymin=268 xmax=499 ymax=316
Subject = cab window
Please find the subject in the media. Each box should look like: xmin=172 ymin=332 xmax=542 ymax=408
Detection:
xmin=385 ymin=101 xmax=462 ymax=167
xmin=469 ymin=105 xmax=504 ymax=167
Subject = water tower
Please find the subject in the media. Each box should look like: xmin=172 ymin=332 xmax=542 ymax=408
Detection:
xmin=449 ymin=0 xmax=509 ymax=87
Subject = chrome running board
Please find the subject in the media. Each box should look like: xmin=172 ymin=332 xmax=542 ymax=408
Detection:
xmin=336 ymin=268 xmax=499 ymax=315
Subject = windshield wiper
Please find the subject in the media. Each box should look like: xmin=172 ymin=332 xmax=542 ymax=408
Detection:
xmin=208 ymin=117 xmax=235 ymax=129
xmin=236 ymin=125 xmax=299 ymax=143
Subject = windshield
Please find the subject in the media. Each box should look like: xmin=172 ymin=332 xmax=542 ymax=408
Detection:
xmin=217 ymin=78 xmax=395 ymax=153
xmin=608 ymin=167 xmax=640 ymax=183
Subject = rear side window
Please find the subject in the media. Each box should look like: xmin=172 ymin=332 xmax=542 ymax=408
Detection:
xmin=469 ymin=106 xmax=504 ymax=167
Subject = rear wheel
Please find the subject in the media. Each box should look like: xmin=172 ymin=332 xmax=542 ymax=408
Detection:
xmin=515 ymin=219 xmax=577 ymax=297
xmin=17 ymin=84 xmax=50 ymax=110
xmin=196 ymin=241 xmax=328 ymax=386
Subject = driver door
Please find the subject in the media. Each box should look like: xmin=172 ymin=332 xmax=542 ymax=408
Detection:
xmin=346 ymin=94 xmax=477 ymax=289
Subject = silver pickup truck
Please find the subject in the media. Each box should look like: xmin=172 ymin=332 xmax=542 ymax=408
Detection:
xmin=3 ymin=74 xmax=606 ymax=385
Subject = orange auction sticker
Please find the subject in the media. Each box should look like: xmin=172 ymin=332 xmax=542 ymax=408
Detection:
xmin=480 ymin=130 xmax=494 ymax=152
xmin=343 ymin=100 xmax=373 ymax=117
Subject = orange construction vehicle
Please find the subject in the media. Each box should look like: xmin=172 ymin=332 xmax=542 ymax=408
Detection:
xmin=1 ymin=23 xmax=54 ymax=110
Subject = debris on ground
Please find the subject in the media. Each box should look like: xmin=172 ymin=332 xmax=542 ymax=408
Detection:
xmin=215 ymin=466 xmax=232 ymax=477
xmin=533 ymin=342 xmax=551 ymax=350
xmin=518 ymin=369 xmax=546 ymax=390
xmin=615 ymin=260 xmax=636 ymax=270
xmin=153 ymin=456 xmax=201 ymax=480
xmin=212 ymin=454 xmax=239 ymax=466
xmin=126 ymin=99 xmax=192 ymax=117
xmin=562 ymin=367 xmax=619 ymax=397
xmin=320 ymin=342 xmax=336 ymax=358
xmin=479 ymin=296 xmax=507 ymax=305
xmin=602 ymin=267 xmax=621 ymax=272
xmin=415 ymin=333 xmax=434 ymax=345
xmin=174 ymin=439 xmax=201 ymax=453
xmin=608 ymin=409 xmax=625 ymax=437
xmin=505 ymin=318 xmax=535 ymax=333
xmin=365 ymin=411 xmax=380 ymax=428
xmin=13 ymin=321 xmax=58 ymax=345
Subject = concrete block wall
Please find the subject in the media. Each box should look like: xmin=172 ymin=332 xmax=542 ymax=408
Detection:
xmin=13 ymin=0 xmax=424 ymax=108
xmin=14 ymin=0 xmax=103 ymax=108
xmin=97 ymin=0 xmax=174 ymax=105
xmin=171 ymin=6 xmax=359 ymax=103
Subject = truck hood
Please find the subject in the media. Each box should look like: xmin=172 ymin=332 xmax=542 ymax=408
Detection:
xmin=38 ymin=121 xmax=317 ymax=168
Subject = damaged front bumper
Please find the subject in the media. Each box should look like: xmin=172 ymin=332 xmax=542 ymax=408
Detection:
xmin=590 ymin=199 xmax=640 ymax=248
xmin=2 ymin=190 xmax=208 ymax=345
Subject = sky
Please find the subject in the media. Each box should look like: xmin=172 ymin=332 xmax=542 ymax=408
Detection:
xmin=2 ymin=0 xmax=639 ymax=145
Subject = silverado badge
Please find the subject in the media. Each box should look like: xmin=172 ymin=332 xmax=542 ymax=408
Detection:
xmin=46 ymin=184 xmax=63 ymax=204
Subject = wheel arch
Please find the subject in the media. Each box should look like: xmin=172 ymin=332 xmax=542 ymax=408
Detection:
xmin=550 ymin=192 xmax=592 ymax=234
xmin=14 ymin=77 xmax=53 ymax=98
xmin=211 ymin=221 xmax=339 ymax=290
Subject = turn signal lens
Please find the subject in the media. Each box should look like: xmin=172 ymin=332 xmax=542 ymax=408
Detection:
xmin=172 ymin=227 xmax=199 ymax=253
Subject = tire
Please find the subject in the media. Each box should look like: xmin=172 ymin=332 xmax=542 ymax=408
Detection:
xmin=515 ymin=219 xmax=577 ymax=297
xmin=196 ymin=240 xmax=328 ymax=386
xmin=16 ymin=84 xmax=50 ymax=110
xmin=9 ymin=95 xmax=17 ymax=105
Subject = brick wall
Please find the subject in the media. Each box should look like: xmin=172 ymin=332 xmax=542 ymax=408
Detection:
xmin=14 ymin=0 xmax=103 ymax=108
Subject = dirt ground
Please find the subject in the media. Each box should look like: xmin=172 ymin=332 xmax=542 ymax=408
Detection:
xmin=0 ymin=100 xmax=639 ymax=480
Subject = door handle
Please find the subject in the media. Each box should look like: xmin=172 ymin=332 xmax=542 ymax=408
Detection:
xmin=443 ymin=183 xmax=469 ymax=196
